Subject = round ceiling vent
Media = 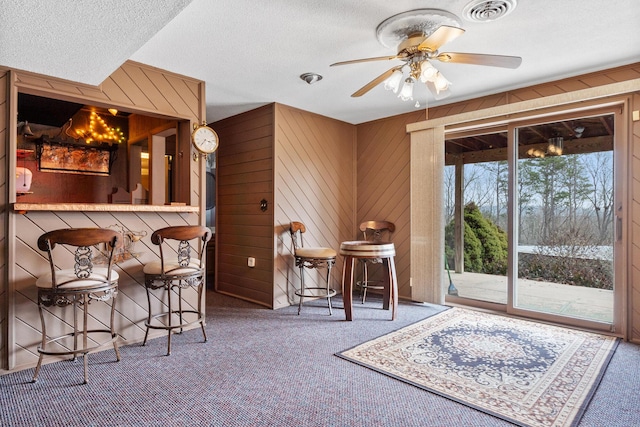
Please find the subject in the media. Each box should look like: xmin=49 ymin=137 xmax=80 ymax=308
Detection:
xmin=463 ymin=0 xmax=517 ymax=23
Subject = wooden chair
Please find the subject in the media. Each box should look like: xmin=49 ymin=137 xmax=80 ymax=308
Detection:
xmin=290 ymin=221 xmax=337 ymax=315
xmin=142 ymin=225 xmax=211 ymax=355
xmin=32 ymin=228 xmax=121 ymax=385
xmin=357 ymin=221 xmax=395 ymax=303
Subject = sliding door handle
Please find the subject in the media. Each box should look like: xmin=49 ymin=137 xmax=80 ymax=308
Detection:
xmin=615 ymin=215 xmax=623 ymax=241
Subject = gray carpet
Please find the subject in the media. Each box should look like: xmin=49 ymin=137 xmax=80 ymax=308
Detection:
xmin=1 ymin=291 xmax=639 ymax=427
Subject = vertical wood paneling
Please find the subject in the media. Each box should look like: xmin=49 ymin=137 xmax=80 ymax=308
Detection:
xmin=356 ymin=111 xmax=425 ymax=300
xmin=631 ymin=92 xmax=640 ymax=343
xmin=0 ymin=70 xmax=8 ymax=368
xmin=213 ymin=105 xmax=275 ymax=307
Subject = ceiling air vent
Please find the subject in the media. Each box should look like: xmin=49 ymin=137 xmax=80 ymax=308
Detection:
xmin=463 ymin=0 xmax=517 ymax=23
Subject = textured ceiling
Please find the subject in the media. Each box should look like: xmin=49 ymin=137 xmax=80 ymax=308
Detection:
xmin=2 ymin=0 xmax=639 ymax=125
xmin=0 ymin=0 xmax=193 ymax=85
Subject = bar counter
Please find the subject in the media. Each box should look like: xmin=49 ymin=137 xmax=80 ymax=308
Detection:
xmin=13 ymin=203 xmax=199 ymax=213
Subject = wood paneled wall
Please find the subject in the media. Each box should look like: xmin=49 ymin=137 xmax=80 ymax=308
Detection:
xmin=632 ymin=92 xmax=640 ymax=343
xmin=213 ymin=103 xmax=355 ymax=309
xmin=0 ymin=70 xmax=8 ymax=366
xmin=213 ymin=105 xmax=275 ymax=307
xmin=1 ymin=62 xmax=206 ymax=371
xmin=356 ymin=111 xmax=425 ymax=299
xmin=12 ymin=61 xmax=203 ymax=122
xmin=426 ymin=63 xmax=640 ymax=119
xmin=274 ymin=104 xmax=355 ymax=310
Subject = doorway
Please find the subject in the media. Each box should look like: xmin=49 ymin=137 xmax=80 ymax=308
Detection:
xmin=444 ymin=107 xmax=623 ymax=331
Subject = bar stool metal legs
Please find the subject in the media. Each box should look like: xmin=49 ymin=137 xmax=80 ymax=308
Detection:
xmin=290 ymin=221 xmax=337 ymax=316
xmin=295 ymin=256 xmax=337 ymax=315
xmin=142 ymin=225 xmax=211 ymax=356
xmin=31 ymin=228 xmax=121 ymax=385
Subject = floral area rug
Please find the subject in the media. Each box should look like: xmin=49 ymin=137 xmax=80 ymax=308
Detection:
xmin=336 ymin=307 xmax=618 ymax=427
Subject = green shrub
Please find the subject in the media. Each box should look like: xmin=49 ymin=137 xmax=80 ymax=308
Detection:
xmin=445 ymin=202 xmax=508 ymax=275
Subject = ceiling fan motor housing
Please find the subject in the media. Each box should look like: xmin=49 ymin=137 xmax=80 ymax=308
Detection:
xmin=376 ymin=8 xmax=463 ymax=48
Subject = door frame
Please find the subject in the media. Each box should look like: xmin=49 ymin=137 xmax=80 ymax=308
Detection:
xmin=505 ymin=105 xmax=626 ymax=332
xmin=408 ymin=80 xmax=638 ymax=338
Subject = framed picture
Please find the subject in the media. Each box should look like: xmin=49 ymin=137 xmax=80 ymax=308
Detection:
xmin=36 ymin=140 xmax=114 ymax=176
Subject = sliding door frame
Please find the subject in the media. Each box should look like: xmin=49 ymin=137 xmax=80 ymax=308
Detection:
xmin=505 ymin=105 xmax=625 ymax=332
xmin=408 ymin=80 xmax=638 ymax=338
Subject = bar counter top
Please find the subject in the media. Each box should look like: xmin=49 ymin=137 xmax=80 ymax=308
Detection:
xmin=13 ymin=203 xmax=199 ymax=213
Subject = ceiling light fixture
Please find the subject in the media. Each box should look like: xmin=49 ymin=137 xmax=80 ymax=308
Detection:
xmin=383 ymin=69 xmax=404 ymax=93
xmin=383 ymin=58 xmax=451 ymax=107
xmin=331 ymin=8 xmax=521 ymax=110
xmin=547 ymin=136 xmax=563 ymax=156
xmin=376 ymin=9 xmax=462 ymax=108
xmin=108 ymin=108 xmax=118 ymax=116
xmin=300 ymin=73 xmax=323 ymax=84
xmin=398 ymin=78 xmax=415 ymax=101
xmin=527 ymin=136 xmax=564 ymax=158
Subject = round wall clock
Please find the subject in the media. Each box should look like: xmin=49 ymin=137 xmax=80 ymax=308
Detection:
xmin=191 ymin=123 xmax=219 ymax=154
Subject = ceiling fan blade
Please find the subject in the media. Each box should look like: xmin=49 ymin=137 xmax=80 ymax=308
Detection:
xmin=417 ymin=25 xmax=465 ymax=52
xmin=330 ymin=55 xmax=403 ymax=67
xmin=351 ymin=66 xmax=402 ymax=97
xmin=436 ymin=52 xmax=522 ymax=68
xmin=425 ymin=81 xmax=452 ymax=101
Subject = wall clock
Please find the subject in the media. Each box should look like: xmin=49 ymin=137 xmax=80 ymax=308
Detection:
xmin=191 ymin=123 xmax=219 ymax=154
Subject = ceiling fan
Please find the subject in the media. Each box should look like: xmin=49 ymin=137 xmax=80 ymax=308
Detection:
xmin=330 ymin=9 xmax=522 ymax=102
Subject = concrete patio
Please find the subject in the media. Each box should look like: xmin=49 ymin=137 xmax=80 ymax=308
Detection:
xmin=445 ymin=271 xmax=614 ymax=323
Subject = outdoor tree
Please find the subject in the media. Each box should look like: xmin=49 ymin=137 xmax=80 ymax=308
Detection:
xmin=478 ymin=160 xmax=508 ymax=228
xmin=583 ymin=151 xmax=614 ymax=243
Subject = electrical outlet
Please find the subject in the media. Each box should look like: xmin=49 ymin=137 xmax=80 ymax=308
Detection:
xmin=248 ymin=257 xmax=255 ymax=267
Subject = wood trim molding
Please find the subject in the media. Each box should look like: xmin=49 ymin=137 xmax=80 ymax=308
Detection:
xmin=12 ymin=203 xmax=199 ymax=213
xmin=407 ymin=79 xmax=640 ymax=133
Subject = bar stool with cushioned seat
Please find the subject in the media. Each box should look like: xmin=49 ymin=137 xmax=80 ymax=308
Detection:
xmin=142 ymin=225 xmax=211 ymax=355
xmin=32 ymin=228 xmax=121 ymax=385
xmin=290 ymin=221 xmax=337 ymax=315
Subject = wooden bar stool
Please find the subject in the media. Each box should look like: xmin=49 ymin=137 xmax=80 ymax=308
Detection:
xmin=340 ymin=240 xmax=397 ymax=321
xmin=32 ymin=228 xmax=121 ymax=385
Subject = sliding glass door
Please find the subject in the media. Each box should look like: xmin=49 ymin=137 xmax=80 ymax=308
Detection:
xmin=512 ymin=113 xmax=616 ymax=325
xmin=445 ymin=107 xmax=623 ymax=331
xmin=444 ymin=129 xmax=509 ymax=306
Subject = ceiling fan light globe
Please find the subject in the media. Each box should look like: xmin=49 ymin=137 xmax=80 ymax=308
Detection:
xmin=433 ymin=72 xmax=451 ymax=93
xmin=384 ymin=69 xmax=404 ymax=93
xmin=398 ymin=78 xmax=415 ymax=101
xmin=420 ymin=61 xmax=438 ymax=82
